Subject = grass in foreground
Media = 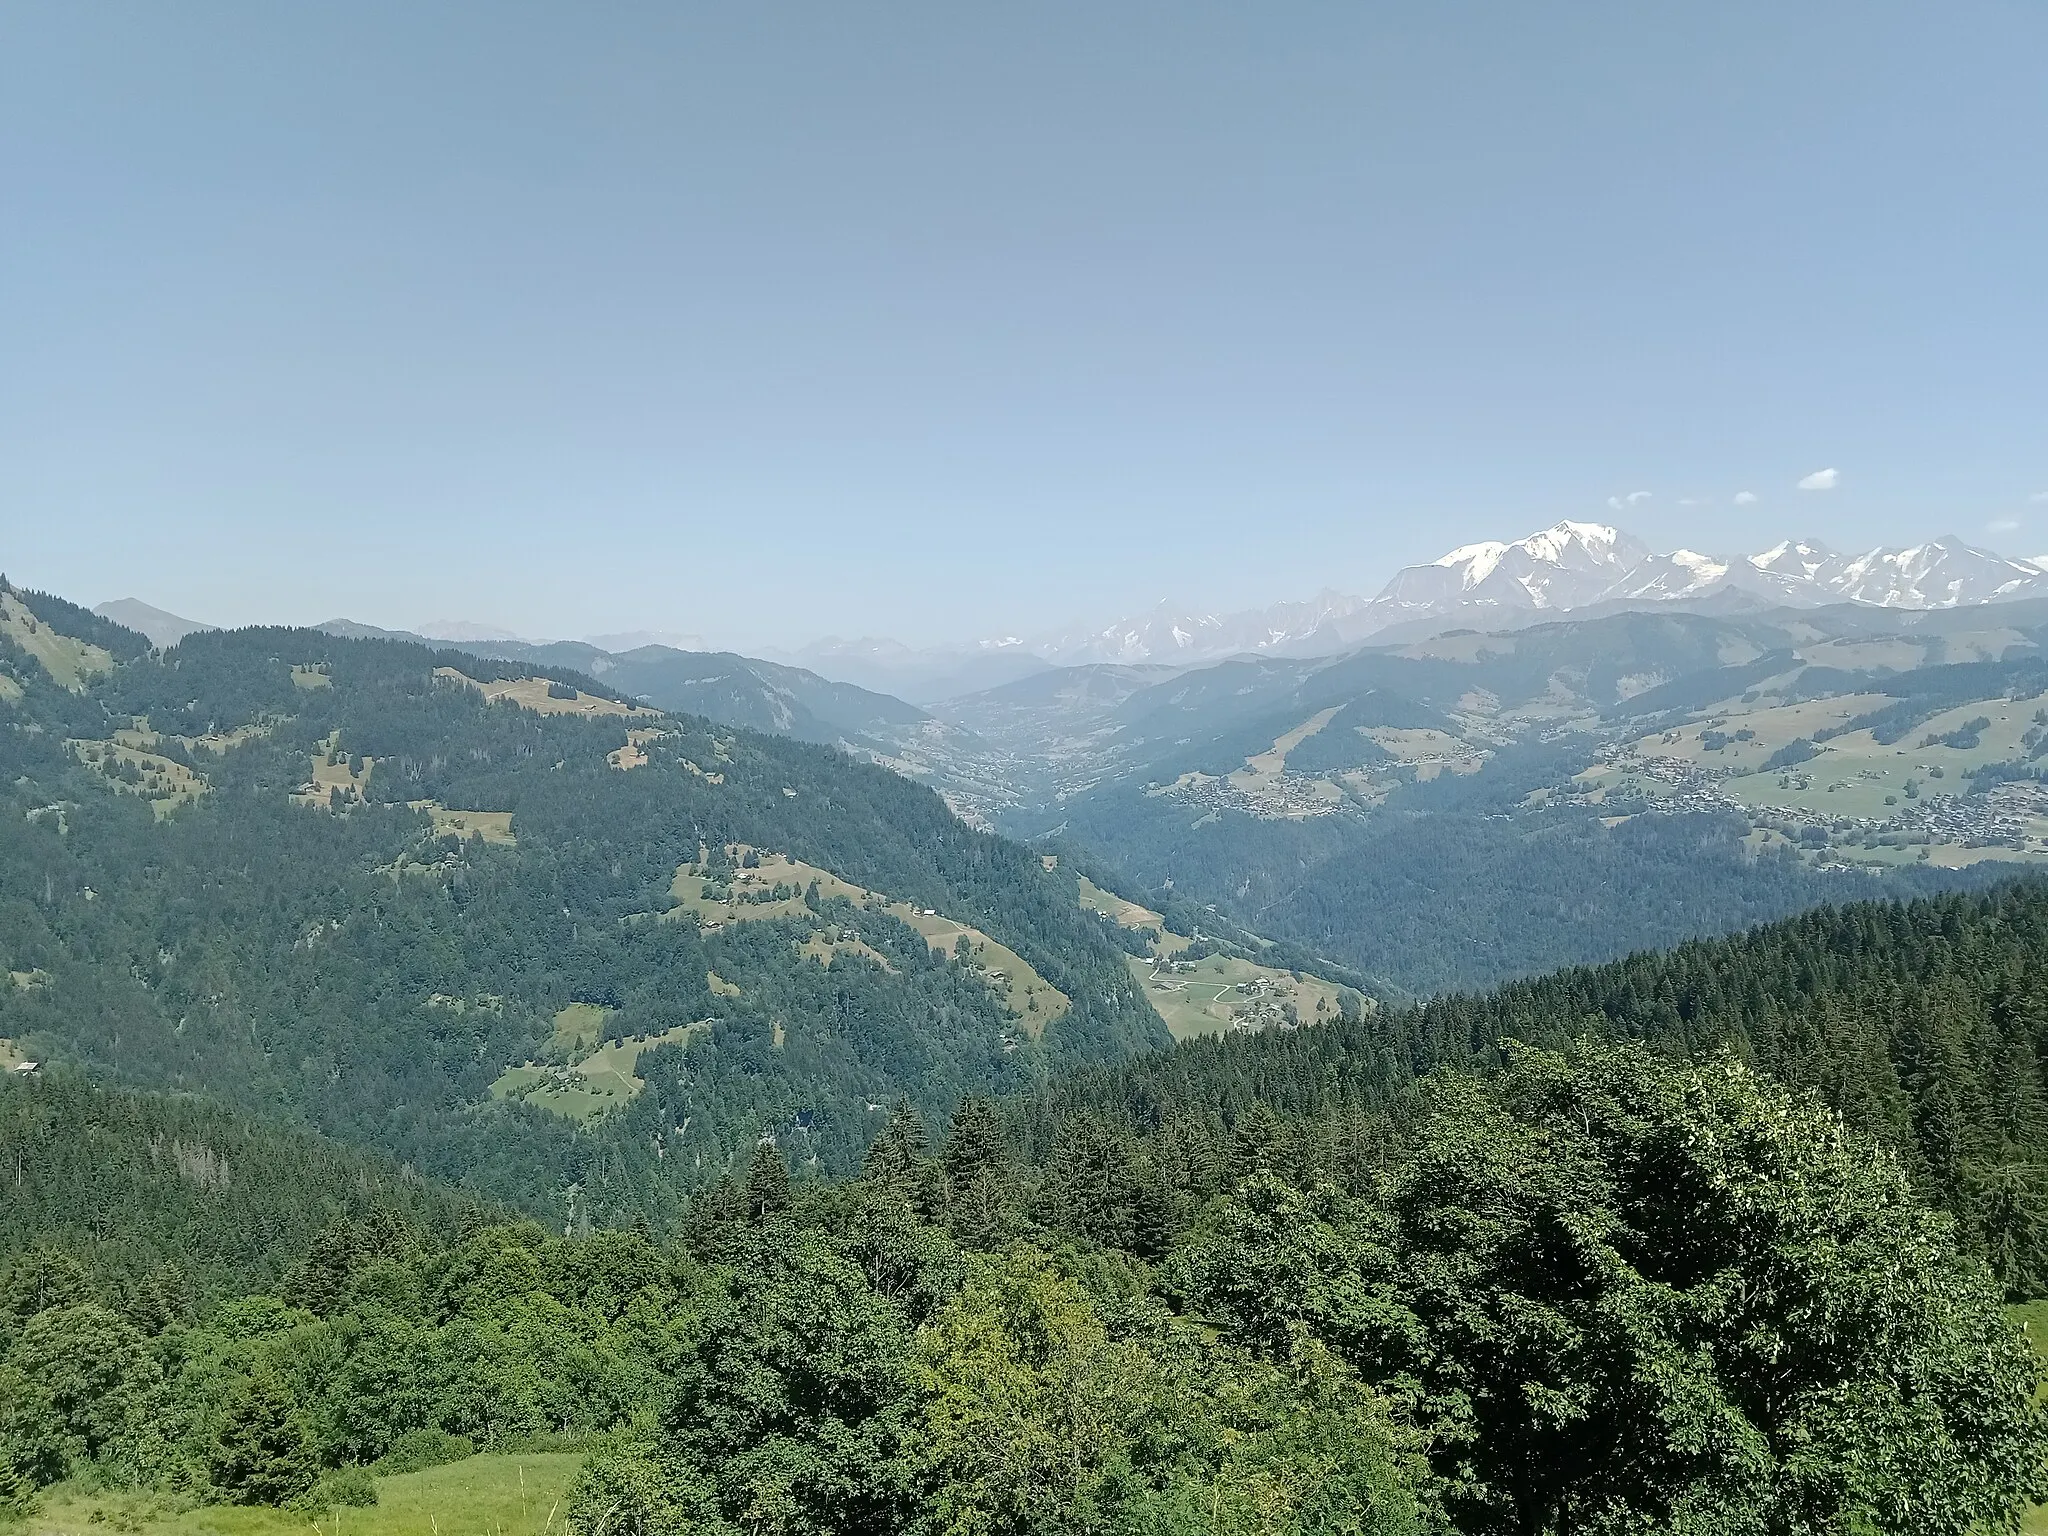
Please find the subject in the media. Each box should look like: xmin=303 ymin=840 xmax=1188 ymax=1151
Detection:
xmin=16 ymin=1453 xmax=581 ymax=1536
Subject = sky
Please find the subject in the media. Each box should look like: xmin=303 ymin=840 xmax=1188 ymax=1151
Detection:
xmin=3 ymin=2 xmax=2045 ymax=650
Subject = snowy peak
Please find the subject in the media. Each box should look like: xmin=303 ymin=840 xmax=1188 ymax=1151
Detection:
xmin=1376 ymin=521 xmax=1655 ymax=620
xmin=980 ymin=525 xmax=2048 ymax=669
xmin=1433 ymin=539 xmax=1510 ymax=582
xmin=1733 ymin=535 xmax=2045 ymax=609
xmin=1822 ymin=536 xmax=2044 ymax=608
xmin=1748 ymin=539 xmax=1836 ymax=580
xmin=788 ymin=522 xmax=2048 ymax=693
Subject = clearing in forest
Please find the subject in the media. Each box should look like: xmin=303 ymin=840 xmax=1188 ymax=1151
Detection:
xmin=800 ymin=930 xmax=896 ymax=971
xmin=434 ymin=667 xmax=661 ymax=720
xmin=1239 ymin=706 xmax=1343 ymax=782
xmin=1131 ymin=951 xmax=1352 ymax=1042
xmin=292 ymin=732 xmax=374 ymax=807
xmin=490 ymin=1003 xmax=709 ymax=1122
xmin=1359 ymin=726 xmax=1488 ymax=781
xmin=1078 ymin=874 xmax=1360 ymax=1042
xmin=667 ymin=845 xmax=1070 ymax=1035
xmin=118 ymin=720 xmax=270 ymax=756
xmin=609 ymin=726 xmax=669 ymax=770
xmin=67 ymin=737 xmax=209 ymax=819
xmin=1077 ymin=875 xmax=1189 ymax=954
xmin=413 ymin=801 xmax=517 ymax=845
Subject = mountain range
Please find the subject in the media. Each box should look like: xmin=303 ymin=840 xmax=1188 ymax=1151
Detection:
xmin=865 ymin=523 xmax=2048 ymax=683
xmin=94 ymin=522 xmax=2048 ymax=702
xmin=755 ymin=525 xmax=2048 ymax=697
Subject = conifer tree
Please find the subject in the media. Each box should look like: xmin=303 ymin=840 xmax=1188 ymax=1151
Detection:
xmin=863 ymin=1101 xmax=939 ymax=1218
xmin=744 ymin=1141 xmax=790 ymax=1222
xmin=210 ymin=1374 xmax=317 ymax=1506
xmin=940 ymin=1098 xmax=1020 ymax=1250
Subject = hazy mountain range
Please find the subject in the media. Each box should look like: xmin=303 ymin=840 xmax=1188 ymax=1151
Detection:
xmin=91 ymin=521 xmax=2048 ymax=704
xmin=745 ymin=523 xmax=2048 ymax=697
xmin=987 ymin=522 xmax=2048 ymax=663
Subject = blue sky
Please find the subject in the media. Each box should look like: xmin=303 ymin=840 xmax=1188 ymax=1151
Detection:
xmin=3 ymin=2 xmax=2044 ymax=648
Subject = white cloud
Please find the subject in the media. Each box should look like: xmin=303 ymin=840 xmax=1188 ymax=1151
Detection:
xmin=1733 ymin=491 xmax=1757 ymax=505
xmin=1797 ymin=468 xmax=1839 ymax=491
xmin=2031 ymin=490 xmax=2048 ymax=505
xmin=1988 ymin=516 xmax=2022 ymax=533
xmin=1678 ymin=497 xmax=1699 ymax=507
xmin=1605 ymin=490 xmax=1653 ymax=511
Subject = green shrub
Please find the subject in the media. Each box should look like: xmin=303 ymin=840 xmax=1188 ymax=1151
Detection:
xmin=370 ymin=1429 xmax=474 ymax=1476
xmin=310 ymin=1465 xmax=378 ymax=1507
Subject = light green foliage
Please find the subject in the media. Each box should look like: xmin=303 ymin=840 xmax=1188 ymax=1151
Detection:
xmin=565 ymin=1155 xmax=1424 ymax=1536
xmin=567 ymin=1450 xmax=697 ymax=1536
xmin=0 ymin=1214 xmax=691 ymax=1515
xmin=909 ymin=1253 xmax=1427 ymax=1536
xmin=313 ymin=1462 xmax=380 ymax=1506
xmin=1115 ymin=1352 xmax=1424 ymax=1536
xmin=661 ymin=1221 xmax=924 ymax=1531
xmin=912 ymin=1254 xmax=1159 ymax=1534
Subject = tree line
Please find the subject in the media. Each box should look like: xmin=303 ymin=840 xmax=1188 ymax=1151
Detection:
xmin=3 ymin=1042 xmax=2039 ymax=1533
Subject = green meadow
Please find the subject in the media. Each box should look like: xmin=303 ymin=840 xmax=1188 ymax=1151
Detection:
xmin=16 ymin=1453 xmax=582 ymax=1536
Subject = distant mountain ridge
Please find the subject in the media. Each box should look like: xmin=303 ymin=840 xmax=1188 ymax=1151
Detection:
xmin=92 ymin=598 xmax=216 ymax=649
xmin=772 ymin=524 xmax=2048 ymax=694
xmin=303 ymin=620 xmax=934 ymax=749
xmin=1001 ymin=523 xmax=2048 ymax=669
xmin=94 ymin=520 xmax=2048 ymax=702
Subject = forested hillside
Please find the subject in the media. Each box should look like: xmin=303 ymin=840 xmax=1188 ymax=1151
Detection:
xmin=1011 ymin=878 xmax=2048 ymax=1294
xmin=1057 ymin=765 xmax=2008 ymax=996
xmin=0 ymin=584 xmax=1164 ymax=1224
xmin=1012 ymin=603 xmax=2048 ymax=993
xmin=437 ymin=633 xmax=933 ymax=747
xmin=0 ymin=1073 xmax=486 ymax=1314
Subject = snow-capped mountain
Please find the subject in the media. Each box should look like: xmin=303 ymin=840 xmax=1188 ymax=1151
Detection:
xmin=991 ymin=526 xmax=2048 ymax=669
xmin=773 ymin=523 xmax=2048 ymax=696
xmin=1767 ymin=538 xmax=2048 ymax=608
xmin=1364 ymin=521 xmax=1656 ymax=624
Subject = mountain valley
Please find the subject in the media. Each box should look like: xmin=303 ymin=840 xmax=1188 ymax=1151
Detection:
xmin=9 ymin=567 xmax=2048 ymax=1530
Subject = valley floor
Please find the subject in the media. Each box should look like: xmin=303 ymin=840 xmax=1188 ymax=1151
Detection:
xmin=15 ymin=1454 xmax=581 ymax=1536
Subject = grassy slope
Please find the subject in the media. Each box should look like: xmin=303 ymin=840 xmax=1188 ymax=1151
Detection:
xmin=19 ymin=1454 xmax=582 ymax=1536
